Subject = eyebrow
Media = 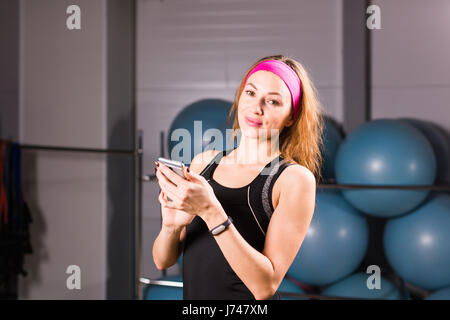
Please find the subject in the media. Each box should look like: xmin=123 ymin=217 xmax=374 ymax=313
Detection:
xmin=246 ymin=83 xmax=282 ymax=96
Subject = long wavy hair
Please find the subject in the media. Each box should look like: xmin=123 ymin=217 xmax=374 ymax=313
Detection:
xmin=228 ymin=54 xmax=325 ymax=184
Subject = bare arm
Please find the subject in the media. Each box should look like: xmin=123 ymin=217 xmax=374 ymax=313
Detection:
xmin=152 ymin=224 xmax=184 ymax=270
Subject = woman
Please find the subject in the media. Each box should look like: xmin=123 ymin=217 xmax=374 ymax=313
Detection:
xmin=152 ymin=54 xmax=324 ymax=300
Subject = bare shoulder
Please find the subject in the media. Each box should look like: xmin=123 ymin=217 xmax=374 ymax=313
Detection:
xmin=189 ymin=149 xmax=222 ymax=174
xmin=279 ymin=164 xmax=316 ymax=190
xmin=273 ymin=164 xmax=316 ymax=209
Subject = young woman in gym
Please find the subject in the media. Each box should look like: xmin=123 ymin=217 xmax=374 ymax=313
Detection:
xmin=153 ymin=54 xmax=324 ymax=300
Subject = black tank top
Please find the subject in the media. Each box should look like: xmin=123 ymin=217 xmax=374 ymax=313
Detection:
xmin=182 ymin=148 xmax=295 ymax=300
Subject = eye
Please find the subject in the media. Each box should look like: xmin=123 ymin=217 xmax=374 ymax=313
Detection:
xmin=268 ymin=99 xmax=280 ymax=105
xmin=245 ymin=90 xmax=255 ymax=96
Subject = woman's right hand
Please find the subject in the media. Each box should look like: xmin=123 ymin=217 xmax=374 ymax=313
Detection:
xmin=158 ymin=190 xmax=195 ymax=228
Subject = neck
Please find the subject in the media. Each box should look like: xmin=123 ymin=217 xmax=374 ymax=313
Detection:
xmin=231 ymin=134 xmax=280 ymax=166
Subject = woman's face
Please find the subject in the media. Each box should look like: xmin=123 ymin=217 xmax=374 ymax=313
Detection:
xmin=237 ymin=70 xmax=295 ymax=140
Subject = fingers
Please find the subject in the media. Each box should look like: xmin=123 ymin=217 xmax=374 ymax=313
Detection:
xmin=159 ymin=189 xmax=184 ymax=210
xmin=161 ymin=191 xmax=172 ymax=204
xmin=183 ymin=165 xmax=194 ymax=182
xmin=158 ymin=191 xmax=169 ymax=207
xmin=164 ymin=202 xmax=180 ymax=210
xmin=184 ymin=166 xmax=205 ymax=183
xmin=155 ymin=168 xmax=182 ymax=203
xmin=158 ymin=190 xmax=166 ymax=204
xmin=157 ymin=162 xmax=187 ymax=188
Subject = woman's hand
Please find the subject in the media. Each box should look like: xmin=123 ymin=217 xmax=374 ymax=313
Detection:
xmin=158 ymin=190 xmax=195 ymax=228
xmin=155 ymin=161 xmax=221 ymax=219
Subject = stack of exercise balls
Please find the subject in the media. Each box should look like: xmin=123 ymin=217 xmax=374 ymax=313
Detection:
xmin=335 ymin=119 xmax=436 ymax=218
xmin=383 ymin=193 xmax=450 ymax=294
xmin=286 ymin=118 xmax=371 ymax=298
xmin=287 ymin=189 xmax=369 ymax=286
xmin=287 ymin=117 xmax=450 ymax=299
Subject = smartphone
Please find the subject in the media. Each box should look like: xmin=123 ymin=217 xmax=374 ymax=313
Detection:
xmin=157 ymin=158 xmax=187 ymax=202
xmin=157 ymin=157 xmax=186 ymax=179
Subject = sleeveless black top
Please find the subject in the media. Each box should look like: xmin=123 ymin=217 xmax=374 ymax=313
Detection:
xmin=182 ymin=148 xmax=295 ymax=300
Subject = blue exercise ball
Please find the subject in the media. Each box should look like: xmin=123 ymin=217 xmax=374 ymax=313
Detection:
xmin=398 ymin=118 xmax=450 ymax=185
xmin=287 ymin=190 xmax=369 ymax=286
xmin=167 ymin=99 xmax=234 ymax=164
xmin=426 ymin=287 xmax=450 ymax=300
xmin=321 ymin=117 xmax=344 ymax=181
xmin=383 ymin=193 xmax=450 ymax=291
xmin=335 ymin=119 xmax=437 ymax=217
xmin=278 ymin=277 xmax=307 ymax=300
xmin=143 ymin=275 xmax=183 ymax=300
xmin=322 ymin=272 xmax=403 ymax=300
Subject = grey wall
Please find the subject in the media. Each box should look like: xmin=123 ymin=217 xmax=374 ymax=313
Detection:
xmin=136 ymin=0 xmax=344 ymax=281
xmin=16 ymin=0 xmax=136 ymax=299
xmin=18 ymin=0 xmax=107 ymax=299
xmin=371 ymin=0 xmax=450 ymax=183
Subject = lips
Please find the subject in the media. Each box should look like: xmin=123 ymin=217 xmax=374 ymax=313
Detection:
xmin=245 ymin=116 xmax=262 ymax=127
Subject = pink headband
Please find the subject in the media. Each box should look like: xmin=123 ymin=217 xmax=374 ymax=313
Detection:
xmin=244 ymin=59 xmax=302 ymax=120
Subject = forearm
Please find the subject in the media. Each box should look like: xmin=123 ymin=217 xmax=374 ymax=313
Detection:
xmin=152 ymin=225 xmax=183 ymax=270
xmin=200 ymin=205 xmax=276 ymax=300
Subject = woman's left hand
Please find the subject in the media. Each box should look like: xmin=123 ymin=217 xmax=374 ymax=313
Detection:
xmin=155 ymin=162 xmax=221 ymax=219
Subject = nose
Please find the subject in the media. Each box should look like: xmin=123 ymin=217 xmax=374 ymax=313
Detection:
xmin=249 ymin=100 xmax=264 ymax=115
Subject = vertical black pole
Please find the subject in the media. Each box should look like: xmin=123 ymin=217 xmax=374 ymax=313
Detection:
xmin=160 ymin=131 xmax=165 ymax=158
xmin=135 ymin=130 xmax=143 ymax=300
xmin=365 ymin=0 xmax=372 ymax=122
xmin=343 ymin=0 xmax=372 ymax=133
xmin=160 ymin=130 xmax=167 ymax=278
xmin=106 ymin=0 xmax=137 ymax=300
xmin=131 ymin=0 xmax=139 ymax=300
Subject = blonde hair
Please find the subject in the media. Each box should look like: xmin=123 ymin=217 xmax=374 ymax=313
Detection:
xmin=227 ymin=54 xmax=325 ymax=184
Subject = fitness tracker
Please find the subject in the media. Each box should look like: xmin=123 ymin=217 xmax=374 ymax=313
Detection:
xmin=210 ymin=216 xmax=233 ymax=236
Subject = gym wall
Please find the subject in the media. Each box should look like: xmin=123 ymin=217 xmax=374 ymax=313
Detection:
xmin=371 ymin=0 xmax=450 ymax=183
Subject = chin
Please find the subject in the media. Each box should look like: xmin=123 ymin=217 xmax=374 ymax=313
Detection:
xmin=240 ymin=127 xmax=259 ymax=137
xmin=242 ymin=128 xmax=274 ymax=141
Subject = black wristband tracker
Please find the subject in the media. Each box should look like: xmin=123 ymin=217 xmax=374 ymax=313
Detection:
xmin=210 ymin=216 xmax=233 ymax=236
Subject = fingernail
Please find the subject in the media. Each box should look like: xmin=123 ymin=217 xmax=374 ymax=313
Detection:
xmin=154 ymin=161 xmax=159 ymax=167
xmin=187 ymin=167 xmax=190 ymax=173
